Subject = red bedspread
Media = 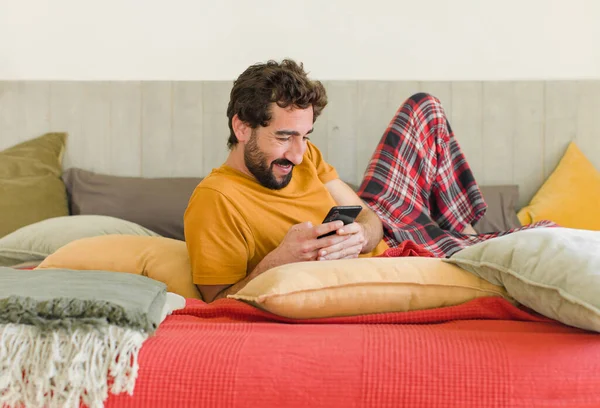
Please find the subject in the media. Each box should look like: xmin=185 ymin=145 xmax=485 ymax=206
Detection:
xmin=106 ymin=297 xmax=600 ymax=408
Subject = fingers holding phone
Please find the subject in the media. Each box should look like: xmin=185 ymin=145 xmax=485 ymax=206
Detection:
xmin=317 ymin=222 xmax=365 ymax=260
xmin=332 ymin=221 xmax=362 ymax=236
xmin=274 ymin=206 xmax=365 ymax=265
xmin=316 ymin=205 xmax=366 ymax=261
xmin=317 ymin=205 xmax=362 ymax=238
xmin=312 ymin=220 xmax=345 ymax=240
xmin=275 ymin=221 xmax=350 ymax=264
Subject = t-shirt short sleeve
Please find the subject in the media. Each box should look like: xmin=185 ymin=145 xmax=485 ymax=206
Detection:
xmin=305 ymin=141 xmax=339 ymax=184
xmin=184 ymin=186 xmax=254 ymax=285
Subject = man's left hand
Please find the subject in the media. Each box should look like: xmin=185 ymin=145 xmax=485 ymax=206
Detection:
xmin=316 ymin=222 xmax=366 ymax=261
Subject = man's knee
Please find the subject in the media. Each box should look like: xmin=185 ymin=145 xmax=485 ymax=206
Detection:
xmin=407 ymin=92 xmax=442 ymax=107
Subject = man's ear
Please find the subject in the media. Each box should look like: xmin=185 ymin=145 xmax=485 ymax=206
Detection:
xmin=232 ymin=114 xmax=252 ymax=144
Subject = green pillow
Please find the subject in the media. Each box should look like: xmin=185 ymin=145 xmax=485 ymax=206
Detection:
xmin=0 ymin=215 xmax=160 ymax=267
xmin=445 ymin=227 xmax=600 ymax=332
xmin=0 ymin=133 xmax=70 ymax=238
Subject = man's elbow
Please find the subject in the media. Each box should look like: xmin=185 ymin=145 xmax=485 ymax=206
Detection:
xmin=196 ymin=284 xmax=231 ymax=303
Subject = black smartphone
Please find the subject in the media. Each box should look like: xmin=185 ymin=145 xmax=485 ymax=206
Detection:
xmin=317 ymin=205 xmax=363 ymax=238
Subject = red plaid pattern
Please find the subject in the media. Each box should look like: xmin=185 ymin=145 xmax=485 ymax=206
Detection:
xmin=358 ymin=93 xmax=556 ymax=258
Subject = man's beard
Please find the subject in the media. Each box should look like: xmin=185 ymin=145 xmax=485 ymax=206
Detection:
xmin=244 ymin=132 xmax=294 ymax=190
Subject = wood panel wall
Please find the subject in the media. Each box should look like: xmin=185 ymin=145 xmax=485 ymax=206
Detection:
xmin=1 ymin=80 xmax=598 ymax=208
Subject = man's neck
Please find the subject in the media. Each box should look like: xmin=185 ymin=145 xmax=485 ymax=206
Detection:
xmin=225 ymin=147 xmax=253 ymax=178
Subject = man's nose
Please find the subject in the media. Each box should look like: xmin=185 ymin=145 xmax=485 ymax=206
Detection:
xmin=285 ymin=139 xmax=306 ymax=165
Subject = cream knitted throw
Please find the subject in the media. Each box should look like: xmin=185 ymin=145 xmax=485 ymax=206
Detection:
xmin=0 ymin=268 xmax=167 ymax=408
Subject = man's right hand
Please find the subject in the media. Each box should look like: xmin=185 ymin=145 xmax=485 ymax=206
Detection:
xmin=272 ymin=221 xmax=351 ymax=265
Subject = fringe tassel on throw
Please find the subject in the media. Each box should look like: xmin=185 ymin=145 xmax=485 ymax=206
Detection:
xmin=0 ymin=323 xmax=147 ymax=408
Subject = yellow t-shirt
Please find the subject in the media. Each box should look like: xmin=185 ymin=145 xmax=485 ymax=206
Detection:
xmin=184 ymin=142 xmax=388 ymax=285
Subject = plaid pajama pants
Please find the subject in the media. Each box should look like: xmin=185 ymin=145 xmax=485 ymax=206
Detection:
xmin=357 ymin=92 xmax=556 ymax=258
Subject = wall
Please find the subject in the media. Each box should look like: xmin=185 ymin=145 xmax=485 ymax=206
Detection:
xmin=1 ymin=79 xmax=599 ymax=209
xmin=1 ymin=0 xmax=599 ymax=81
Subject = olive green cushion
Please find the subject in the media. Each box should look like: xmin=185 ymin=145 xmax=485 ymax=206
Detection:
xmin=0 ymin=133 xmax=70 ymax=238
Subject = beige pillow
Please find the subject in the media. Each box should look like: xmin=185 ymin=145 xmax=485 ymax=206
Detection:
xmin=36 ymin=235 xmax=202 ymax=300
xmin=0 ymin=215 xmax=159 ymax=267
xmin=229 ymin=257 xmax=511 ymax=319
xmin=445 ymin=227 xmax=600 ymax=332
xmin=0 ymin=133 xmax=70 ymax=238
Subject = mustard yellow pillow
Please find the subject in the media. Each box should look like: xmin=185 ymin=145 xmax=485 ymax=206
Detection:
xmin=36 ymin=235 xmax=202 ymax=300
xmin=518 ymin=142 xmax=600 ymax=230
xmin=228 ymin=257 xmax=512 ymax=319
xmin=0 ymin=133 xmax=70 ymax=238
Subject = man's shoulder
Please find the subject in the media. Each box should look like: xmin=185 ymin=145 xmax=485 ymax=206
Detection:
xmin=195 ymin=173 xmax=226 ymax=191
xmin=187 ymin=165 xmax=263 ymax=215
xmin=194 ymin=166 xmax=243 ymax=195
xmin=185 ymin=169 xmax=229 ymax=208
xmin=185 ymin=178 xmax=242 ymax=227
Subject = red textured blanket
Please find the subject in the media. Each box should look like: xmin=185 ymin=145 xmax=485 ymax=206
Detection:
xmin=378 ymin=239 xmax=436 ymax=258
xmin=106 ymin=297 xmax=600 ymax=408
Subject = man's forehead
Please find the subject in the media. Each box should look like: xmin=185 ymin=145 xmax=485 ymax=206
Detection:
xmin=267 ymin=104 xmax=314 ymax=133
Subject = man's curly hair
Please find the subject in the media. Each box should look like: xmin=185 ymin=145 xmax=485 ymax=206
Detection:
xmin=226 ymin=59 xmax=328 ymax=149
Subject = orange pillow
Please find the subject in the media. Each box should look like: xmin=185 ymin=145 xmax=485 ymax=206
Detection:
xmin=36 ymin=235 xmax=202 ymax=300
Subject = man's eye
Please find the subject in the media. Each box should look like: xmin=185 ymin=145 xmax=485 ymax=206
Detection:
xmin=277 ymin=138 xmax=290 ymax=142
xmin=303 ymin=136 xmax=310 ymax=141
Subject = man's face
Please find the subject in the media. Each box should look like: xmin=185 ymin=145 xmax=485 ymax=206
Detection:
xmin=244 ymin=104 xmax=314 ymax=190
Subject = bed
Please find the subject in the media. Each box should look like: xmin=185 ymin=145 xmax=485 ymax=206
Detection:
xmin=2 ymin=132 xmax=600 ymax=408
xmin=104 ymin=297 xmax=600 ymax=408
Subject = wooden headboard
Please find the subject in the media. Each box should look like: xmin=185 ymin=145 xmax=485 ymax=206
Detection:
xmin=1 ymin=80 xmax=598 ymax=208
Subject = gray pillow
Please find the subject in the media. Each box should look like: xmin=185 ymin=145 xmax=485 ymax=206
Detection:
xmin=445 ymin=227 xmax=600 ymax=332
xmin=62 ymin=168 xmax=202 ymax=241
xmin=473 ymin=185 xmax=522 ymax=234
xmin=0 ymin=215 xmax=159 ymax=267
